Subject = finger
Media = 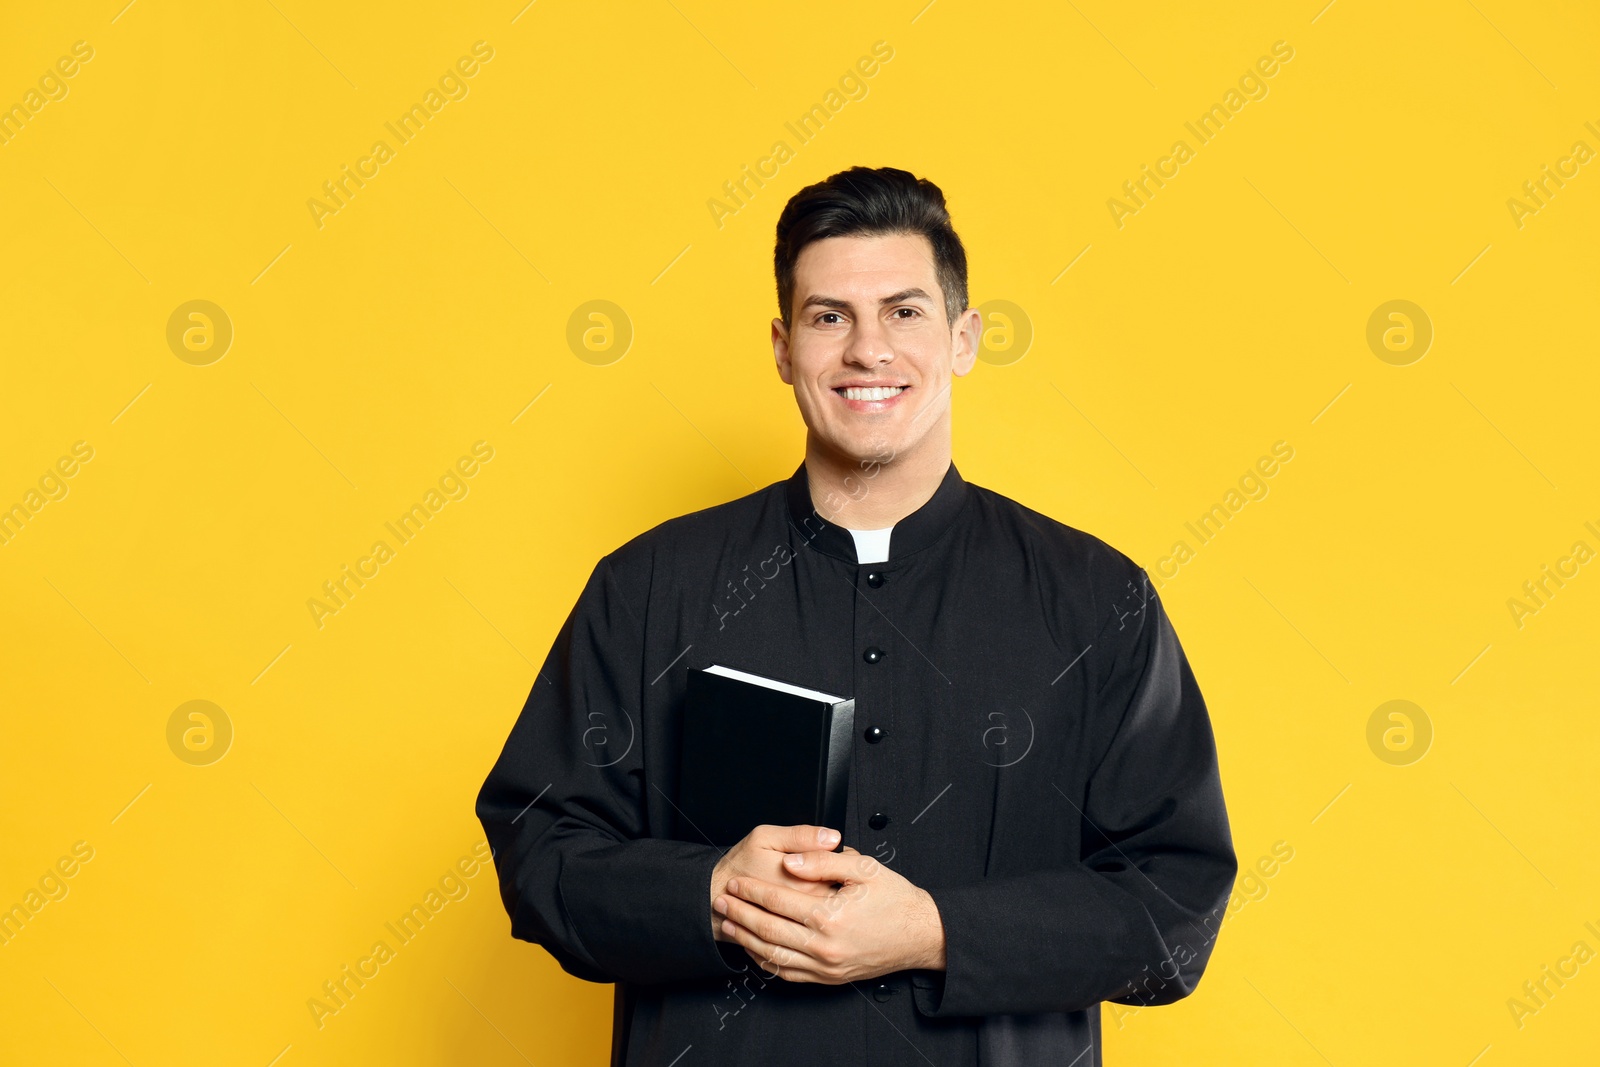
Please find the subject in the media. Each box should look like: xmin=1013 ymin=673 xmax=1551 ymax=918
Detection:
xmin=718 ymin=918 xmax=782 ymax=977
xmin=782 ymin=848 xmax=879 ymax=883
xmin=719 ymin=918 xmax=818 ymax=982
xmin=779 ymin=871 xmax=838 ymax=897
xmin=726 ymin=875 xmax=830 ymax=925
xmin=718 ymin=892 xmax=819 ymax=958
xmin=754 ymin=823 xmax=841 ymax=854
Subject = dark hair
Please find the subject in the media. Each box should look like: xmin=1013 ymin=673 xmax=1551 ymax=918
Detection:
xmin=773 ymin=166 xmax=968 ymax=329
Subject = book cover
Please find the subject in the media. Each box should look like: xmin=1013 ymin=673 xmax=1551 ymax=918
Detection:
xmin=674 ymin=665 xmax=855 ymax=848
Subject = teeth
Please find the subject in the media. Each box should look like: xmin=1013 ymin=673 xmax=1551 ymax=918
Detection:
xmin=841 ymin=386 xmax=905 ymax=401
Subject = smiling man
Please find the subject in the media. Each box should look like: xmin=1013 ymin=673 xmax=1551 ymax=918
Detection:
xmin=476 ymin=166 xmax=1237 ymax=1066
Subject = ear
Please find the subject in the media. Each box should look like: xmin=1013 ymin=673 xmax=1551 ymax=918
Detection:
xmin=772 ymin=317 xmax=793 ymax=385
xmin=951 ymin=307 xmax=982 ymax=377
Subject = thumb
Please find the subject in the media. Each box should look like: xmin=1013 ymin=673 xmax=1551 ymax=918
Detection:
xmin=767 ymin=824 xmax=840 ymax=853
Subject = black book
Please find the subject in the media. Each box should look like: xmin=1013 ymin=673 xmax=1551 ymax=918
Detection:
xmin=673 ymin=665 xmax=855 ymax=849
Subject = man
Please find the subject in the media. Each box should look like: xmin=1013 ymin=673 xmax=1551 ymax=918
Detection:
xmin=476 ymin=166 xmax=1236 ymax=1065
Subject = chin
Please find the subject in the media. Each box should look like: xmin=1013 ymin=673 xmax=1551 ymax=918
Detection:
xmin=826 ymin=433 xmax=902 ymax=467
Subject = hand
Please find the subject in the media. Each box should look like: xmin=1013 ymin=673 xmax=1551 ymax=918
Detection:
xmin=714 ymin=846 xmax=947 ymax=984
xmin=710 ymin=824 xmax=842 ymax=943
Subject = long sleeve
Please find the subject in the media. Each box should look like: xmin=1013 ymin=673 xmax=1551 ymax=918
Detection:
xmin=911 ymin=569 xmax=1237 ymax=1018
xmin=474 ymin=553 xmax=743 ymax=986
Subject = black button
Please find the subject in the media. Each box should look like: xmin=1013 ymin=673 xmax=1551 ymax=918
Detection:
xmin=864 ymin=725 xmax=884 ymax=744
xmin=872 ymin=981 xmax=896 ymax=1002
xmin=863 ymin=646 xmax=884 ymax=664
xmin=868 ymin=812 xmax=889 ymax=830
xmin=866 ymin=571 xmax=885 ymax=588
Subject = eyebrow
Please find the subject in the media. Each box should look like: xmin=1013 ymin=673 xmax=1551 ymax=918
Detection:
xmin=799 ymin=287 xmax=935 ymax=314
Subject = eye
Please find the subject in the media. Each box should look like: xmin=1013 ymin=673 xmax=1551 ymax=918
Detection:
xmin=893 ymin=307 xmax=920 ymax=319
xmin=817 ymin=312 xmax=844 ymax=325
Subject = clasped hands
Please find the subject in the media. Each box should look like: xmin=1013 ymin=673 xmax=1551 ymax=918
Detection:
xmin=709 ymin=823 xmax=946 ymax=984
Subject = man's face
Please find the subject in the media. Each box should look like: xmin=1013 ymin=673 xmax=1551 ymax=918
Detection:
xmin=773 ymin=232 xmax=980 ymax=469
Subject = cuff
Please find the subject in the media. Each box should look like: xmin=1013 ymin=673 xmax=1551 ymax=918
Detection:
xmin=560 ymin=839 xmax=747 ymax=985
xmin=908 ymin=874 xmax=1143 ymax=1018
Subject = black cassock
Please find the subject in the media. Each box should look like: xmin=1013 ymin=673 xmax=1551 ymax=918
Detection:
xmin=476 ymin=460 xmax=1237 ymax=1066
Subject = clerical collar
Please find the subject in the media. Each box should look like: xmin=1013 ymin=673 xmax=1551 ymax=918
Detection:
xmin=847 ymin=526 xmax=893 ymax=565
xmin=783 ymin=459 xmax=971 ymax=566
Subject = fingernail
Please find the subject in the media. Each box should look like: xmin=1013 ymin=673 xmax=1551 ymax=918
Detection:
xmin=785 ymin=853 xmax=804 ymax=868
xmin=714 ymin=897 xmax=727 ymax=914
xmin=820 ymin=829 xmax=840 ymax=847
xmin=726 ymin=878 xmax=739 ymax=893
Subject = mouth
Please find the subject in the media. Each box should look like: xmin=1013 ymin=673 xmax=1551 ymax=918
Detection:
xmin=833 ymin=384 xmax=910 ymax=411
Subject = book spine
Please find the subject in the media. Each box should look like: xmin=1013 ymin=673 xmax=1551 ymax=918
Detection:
xmin=821 ymin=698 xmax=854 ymax=842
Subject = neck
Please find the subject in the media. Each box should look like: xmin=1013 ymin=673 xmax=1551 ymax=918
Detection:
xmin=803 ymin=428 xmax=951 ymax=530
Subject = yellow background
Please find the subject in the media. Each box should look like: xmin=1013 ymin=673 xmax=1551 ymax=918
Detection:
xmin=3 ymin=0 xmax=1597 ymax=1063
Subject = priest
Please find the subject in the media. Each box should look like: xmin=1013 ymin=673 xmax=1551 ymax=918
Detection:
xmin=476 ymin=165 xmax=1237 ymax=1065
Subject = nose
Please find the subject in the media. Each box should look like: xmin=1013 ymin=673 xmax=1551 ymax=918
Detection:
xmin=844 ymin=311 xmax=894 ymax=369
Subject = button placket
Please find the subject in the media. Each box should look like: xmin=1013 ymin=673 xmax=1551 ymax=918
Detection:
xmin=856 ymin=564 xmax=894 ymax=846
